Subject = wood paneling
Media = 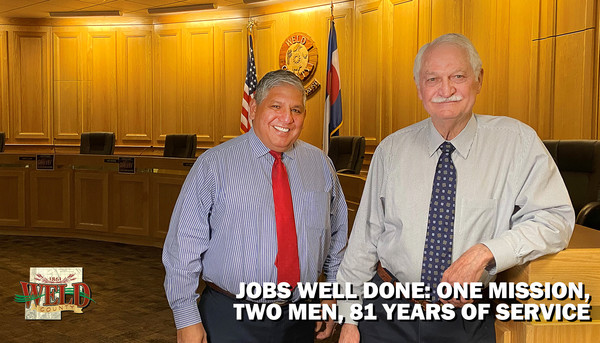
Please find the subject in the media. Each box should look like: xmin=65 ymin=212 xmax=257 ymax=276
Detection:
xmin=74 ymin=171 xmax=109 ymax=232
xmin=389 ymin=0 xmax=420 ymax=133
xmin=0 ymin=0 xmax=596 ymax=157
xmin=85 ymin=30 xmax=117 ymax=133
xmin=216 ymin=22 xmax=246 ymax=142
xmin=0 ymin=169 xmax=26 ymax=227
xmin=112 ymin=173 xmax=150 ymax=236
xmin=0 ymin=30 xmax=8 ymax=137
xmin=117 ymin=29 xmax=153 ymax=144
xmin=553 ymin=30 xmax=595 ymax=139
xmin=556 ymin=0 xmax=595 ymax=34
xmin=184 ymin=26 xmax=214 ymax=143
xmin=151 ymin=174 xmax=185 ymax=239
xmin=355 ymin=1 xmax=382 ymax=147
xmin=430 ymin=0 xmax=463 ymax=39
xmin=30 ymin=169 xmax=71 ymax=228
xmin=53 ymin=30 xmax=82 ymax=142
xmin=153 ymin=29 xmax=182 ymax=143
xmin=10 ymin=30 xmax=50 ymax=143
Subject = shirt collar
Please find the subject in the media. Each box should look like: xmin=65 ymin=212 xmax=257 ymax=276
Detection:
xmin=247 ymin=127 xmax=298 ymax=160
xmin=427 ymin=114 xmax=477 ymax=159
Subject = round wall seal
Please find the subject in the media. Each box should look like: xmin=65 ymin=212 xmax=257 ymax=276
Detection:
xmin=279 ymin=32 xmax=318 ymax=83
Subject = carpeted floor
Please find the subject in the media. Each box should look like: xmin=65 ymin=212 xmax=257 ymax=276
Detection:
xmin=0 ymin=235 xmax=341 ymax=343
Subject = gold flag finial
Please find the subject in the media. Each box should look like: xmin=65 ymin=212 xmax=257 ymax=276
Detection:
xmin=330 ymin=1 xmax=334 ymax=21
xmin=247 ymin=19 xmax=256 ymax=33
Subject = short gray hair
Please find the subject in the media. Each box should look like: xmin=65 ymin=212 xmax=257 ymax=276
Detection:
xmin=254 ymin=69 xmax=306 ymax=106
xmin=413 ymin=33 xmax=482 ymax=87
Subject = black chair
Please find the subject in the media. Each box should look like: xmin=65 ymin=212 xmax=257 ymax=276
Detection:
xmin=328 ymin=136 xmax=366 ymax=174
xmin=0 ymin=132 xmax=4 ymax=152
xmin=80 ymin=132 xmax=115 ymax=155
xmin=164 ymin=134 xmax=197 ymax=158
xmin=543 ymin=140 xmax=600 ymax=230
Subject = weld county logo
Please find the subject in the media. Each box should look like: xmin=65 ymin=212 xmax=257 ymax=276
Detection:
xmin=14 ymin=267 xmax=95 ymax=320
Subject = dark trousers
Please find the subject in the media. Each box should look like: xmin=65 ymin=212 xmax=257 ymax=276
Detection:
xmin=198 ymin=286 xmax=315 ymax=343
xmin=358 ymin=274 xmax=496 ymax=343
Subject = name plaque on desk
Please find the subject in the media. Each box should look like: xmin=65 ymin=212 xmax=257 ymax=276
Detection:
xmin=36 ymin=154 xmax=55 ymax=170
xmin=118 ymin=157 xmax=135 ymax=174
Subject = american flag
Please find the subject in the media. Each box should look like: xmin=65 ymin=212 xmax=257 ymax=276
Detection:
xmin=323 ymin=18 xmax=342 ymax=154
xmin=241 ymin=32 xmax=257 ymax=133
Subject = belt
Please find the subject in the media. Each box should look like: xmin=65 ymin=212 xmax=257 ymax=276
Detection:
xmin=205 ymin=281 xmax=292 ymax=306
xmin=376 ymin=261 xmax=440 ymax=307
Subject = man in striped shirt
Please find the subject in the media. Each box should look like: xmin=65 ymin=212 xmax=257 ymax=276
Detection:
xmin=163 ymin=70 xmax=348 ymax=343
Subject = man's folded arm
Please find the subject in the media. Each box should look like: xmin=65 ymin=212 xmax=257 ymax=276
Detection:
xmin=482 ymin=135 xmax=575 ymax=274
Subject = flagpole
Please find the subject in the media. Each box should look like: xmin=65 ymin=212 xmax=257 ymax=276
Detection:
xmin=241 ymin=19 xmax=257 ymax=134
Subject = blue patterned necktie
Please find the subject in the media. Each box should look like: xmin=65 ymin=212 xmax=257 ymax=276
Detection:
xmin=421 ymin=141 xmax=456 ymax=302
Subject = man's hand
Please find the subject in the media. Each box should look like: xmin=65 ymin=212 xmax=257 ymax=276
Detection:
xmin=315 ymin=299 xmax=337 ymax=340
xmin=177 ymin=323 xmax=207 ymax=343
xmin=338 ymin=323 xmax=360 ymax=343
xmin=440 ymin=243 xmax=494 ymax=307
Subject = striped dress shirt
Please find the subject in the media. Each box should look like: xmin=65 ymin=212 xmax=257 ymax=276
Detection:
xmin=163 ymin=128 xmax=348 ymax=329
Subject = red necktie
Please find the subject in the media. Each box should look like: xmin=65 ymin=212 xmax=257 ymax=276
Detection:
xmin=269 ymin=150 xmax=300 ymax=287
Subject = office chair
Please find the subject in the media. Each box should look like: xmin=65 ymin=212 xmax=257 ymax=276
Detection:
xmin=328 ymin=136 xmax=366 ymax=174
xmin=543 ymin=140 xmax=600 ymax=231
xmin=80 ymin=132 xmax=115 ymax=155
xmin=163 ymin=134 xmax=197 ymax=158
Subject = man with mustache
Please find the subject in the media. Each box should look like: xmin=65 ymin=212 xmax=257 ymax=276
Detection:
xmin=336 ymin=33 xmax=575 ymax=342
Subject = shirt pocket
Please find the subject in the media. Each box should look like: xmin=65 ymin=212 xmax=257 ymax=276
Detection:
xmin=457 ymin=198 xmax=498 ymax=241
xmin=302 ymin=191 xmax=329 ymax=231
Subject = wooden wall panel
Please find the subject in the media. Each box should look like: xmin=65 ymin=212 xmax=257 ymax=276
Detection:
xmin=10 ymin=30 xmax=50 ymax=143
xmin=153 ymin=29 xmax=182 ymax=144
xmin=389 ymin=0 xmax=420 ymax=133
xmin=355 ymin=1 xmax=382 ymax=147
xmin=553 ymin=31 xmax=595 ymax=139
xmin=151 ymin=175 xmax=185 ymax=239
xmin=0 ymin=30 xmax=8 ymax=139
xmin=217 ymin=23 xmax=246 ymax=142
xmin=464 ymin=0 xmax=497 ymax=116
xmin=112 ymin=174 xmax=149 ymax=236
xmin=184 ymin=26 xmax=214 ymax=144
xmin=0 ymin=170 xmax=26 ymax=227
xmin=505 ymin=0 xmax=536 ymax=126
xmin=85 ymin=30 xmax=117 ymax=133
xmin=117 ymin=29 xmax=152 ymax=144
xmin=531 ymin=38 xmax=556 ymax=139
xmin=430 ymin=0 xmax=463 ymax=39
xmin=30 ymin=170 xmax=71 ymax=228
xmin=253 ymin=21 xmax=275 ymax=79
xmin=74 ymin=172 xmax=109 ymax=232
xmin=556 ymin=0 xmax=595 ymax=34
xmin=53 ymin=30 xmax=82 ymax=142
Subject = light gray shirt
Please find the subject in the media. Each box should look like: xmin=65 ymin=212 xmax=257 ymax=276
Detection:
xmin=336 ymin=114 xmax=575 ymax=324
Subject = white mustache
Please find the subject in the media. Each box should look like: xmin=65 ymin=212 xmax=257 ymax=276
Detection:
xmin=432 ymin=95 xmax=463 ymax=103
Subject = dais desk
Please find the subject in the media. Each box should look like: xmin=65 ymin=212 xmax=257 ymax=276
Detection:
xmin=0 ymin=153 xmax=195 ymax=247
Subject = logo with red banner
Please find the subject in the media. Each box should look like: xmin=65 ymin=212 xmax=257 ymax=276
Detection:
xmin=14 ymin=267 xmax=95 ymax=320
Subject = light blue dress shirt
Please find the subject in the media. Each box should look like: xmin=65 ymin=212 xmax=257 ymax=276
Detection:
xmin=337 ymin=114 xmax=575 ymax=324
xmin=163 ymin=128 xmax=348 ymax=329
